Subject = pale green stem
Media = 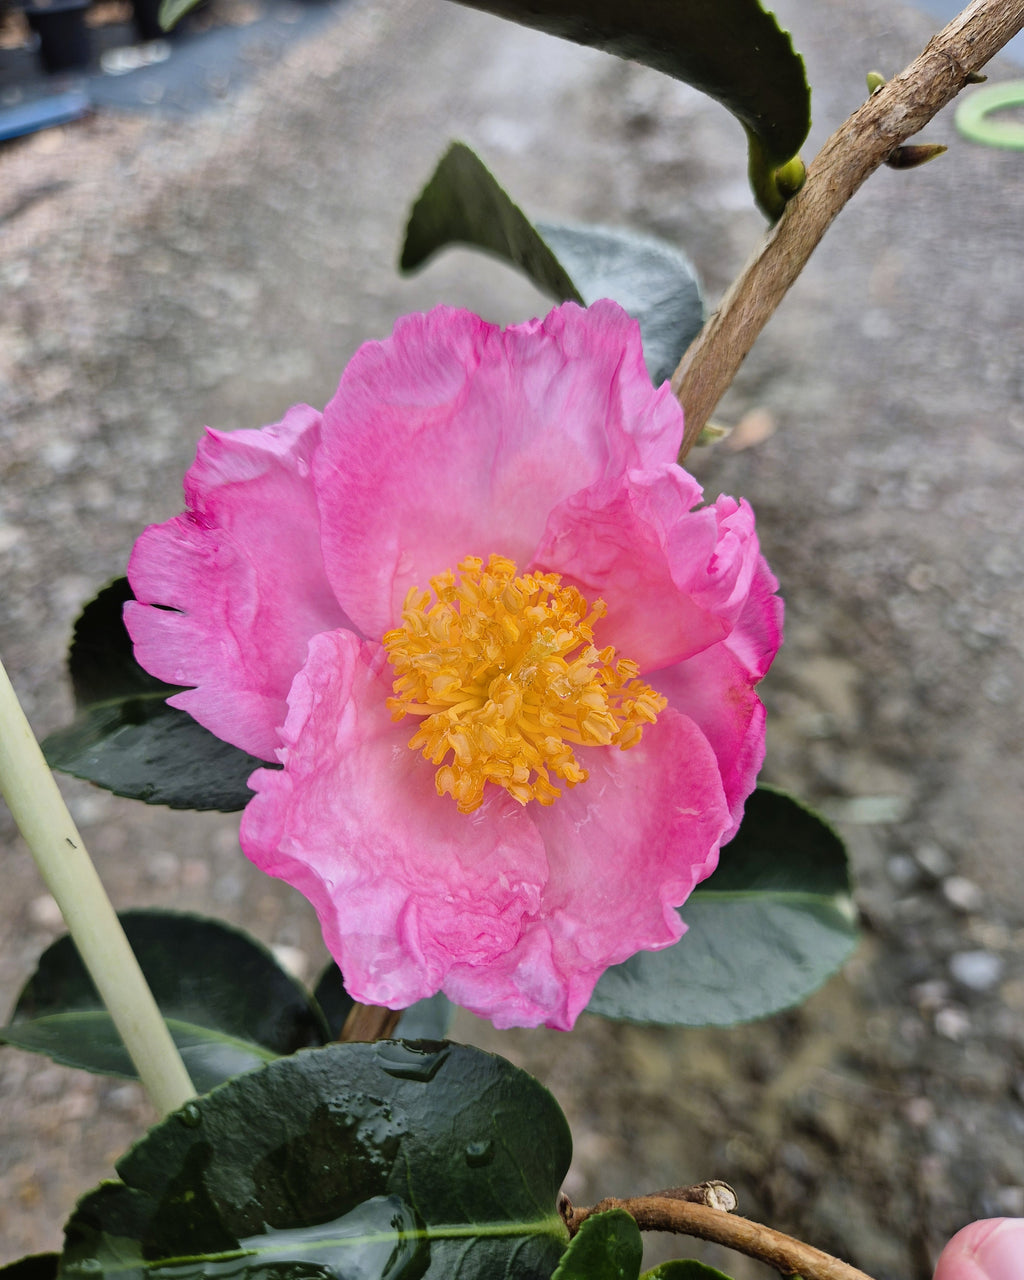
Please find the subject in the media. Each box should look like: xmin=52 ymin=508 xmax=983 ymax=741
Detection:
xmin=0 ymin=655 xmax=195 ymax=1115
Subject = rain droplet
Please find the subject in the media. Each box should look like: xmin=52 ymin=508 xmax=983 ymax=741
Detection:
xmin=178 ymin=1102 xmax=203 ymax=1128
xmin=464 ymin=1139 xmax=494 ymax=1167
xmin=374 ymin=1041 xmax=450 ymax=1082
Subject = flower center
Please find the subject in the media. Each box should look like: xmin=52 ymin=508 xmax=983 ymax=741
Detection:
xmin=382 ymin=553 xmax=667 ymax=814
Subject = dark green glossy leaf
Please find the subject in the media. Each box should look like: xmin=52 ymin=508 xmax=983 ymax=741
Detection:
xmin=587 ymin=787 xmax=858 ymax=1026
xmin=314 ymin=964 xmax=455 ymax=1042
xmin=553 ymin=1211 xmax=642 ymax=1280
xmin=42 ymin=579 xmax=269 ymax=812
xmin=0 ymin=912 xmax=327 ymax=1091
xmin=401 ymin=143 xmax=703 ymax=383
xmin=641 ymin=1261 xmax=735 ymax=1280
xmin=60 ymin=1042 xmax=572 ymax=1280
xmin=0 ymin=1256 xmax=60 ymax=1280
xmin=450 ymin=0 xmax=810 ymax=217
xmin=401 ymin=142 xmax=582 ymax=302
xmin=537 ymin=222 xmax=703 ymax=385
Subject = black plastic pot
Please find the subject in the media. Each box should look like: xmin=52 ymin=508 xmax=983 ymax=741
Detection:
xmin=131 ymin=0 xmax=164 ymax=43
xmin=22 ymin=0 xmax=91 ymax=74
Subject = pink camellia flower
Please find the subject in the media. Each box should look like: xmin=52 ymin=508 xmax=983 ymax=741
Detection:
xmin=126 ymin=301 xmax=782 ymax=1030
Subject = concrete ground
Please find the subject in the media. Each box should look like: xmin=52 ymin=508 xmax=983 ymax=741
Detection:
xmin=1 ymin=1 xmax=1023 ymax=1276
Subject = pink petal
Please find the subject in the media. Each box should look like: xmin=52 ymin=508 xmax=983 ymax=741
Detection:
xmin=446 ymin=707 xmax=731 ymax=1029
xmin=240 ymin=629 xmax=550 ymax=1010
xmin=649 ymin=553 xmax=781 ymax=842
xmin=533 ymin=468 xmax=769 ymax=674
xmin=652 ymin=651 xmax=765 ymax=844
xmin=313 ymin=301 xmax=684 ymax=638
xmin=125 ymin=405 xmax=352 ymax=760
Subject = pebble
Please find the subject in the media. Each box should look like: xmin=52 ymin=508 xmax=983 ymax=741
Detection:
xmin=914 ymin=842 xmax=954 ymax=878
xmin=146 ymin=851 xmax=181 ymax=887
xmin=942 ymin=876 xmax=985 ymax=913
xmin=271 ymin=944 xmax=309 ymax=982
xmin=949 ymin=950 xmax=1005 ymax=993
xmin=27 ymin=893 xmax=63 ymax=930
xmin=935 ymin=1005 xmax=971 ymax=1041
xmin=887 ymin=854 xmax=920 ymax=888
xmin=911 ymin=980 xmax=950 ymax=1011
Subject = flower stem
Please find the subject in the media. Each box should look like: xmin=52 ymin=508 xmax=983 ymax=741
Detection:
xmin=673 ymin=0 xmax=1024 ymax=452
xmin=0 ymin=656 xmax=195 ymax=1115
xmin=339 ymin=1002 xmax=402 ymax=1042
xmin=563 ymin=1194 xmax=876 ymax=1280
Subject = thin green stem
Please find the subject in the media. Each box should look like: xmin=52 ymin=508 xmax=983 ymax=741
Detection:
xmin=0 ymin=655 xmax=195 ymax=1115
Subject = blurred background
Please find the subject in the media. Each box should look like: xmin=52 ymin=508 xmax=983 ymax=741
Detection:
xmin=1 ymin=1 xmax=1023 ymax=1276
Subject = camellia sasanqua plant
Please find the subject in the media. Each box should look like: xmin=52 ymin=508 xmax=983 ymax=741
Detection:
xmin=1 ymin=2 xmax=1023 ymax=1279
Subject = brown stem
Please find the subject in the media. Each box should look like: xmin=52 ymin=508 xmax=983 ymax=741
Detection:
xmin=673 ymin=0 xmax=1024 ymax=457
xmin=339 ymin=1001 xmax=402 ymax=1042
xmin=564 ymin=1195 xmax=876 ymax=1280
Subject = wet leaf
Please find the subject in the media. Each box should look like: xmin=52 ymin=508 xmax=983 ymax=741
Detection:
xmin=587 ymin=787 xmax=858 ymax=1025
xmin=60 ymin=1042 xmax=572 ymax=1279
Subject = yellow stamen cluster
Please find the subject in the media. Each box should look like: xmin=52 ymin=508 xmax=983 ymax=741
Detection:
xmin=382 ymin=554 xmax=667 ymax=814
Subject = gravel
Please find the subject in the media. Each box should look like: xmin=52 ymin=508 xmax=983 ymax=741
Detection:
xmin=2 ymin=1 xmax=1023 ymax=1276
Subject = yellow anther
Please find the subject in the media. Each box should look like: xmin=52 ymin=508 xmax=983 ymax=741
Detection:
xmin=382 ymin=553 xmax=667 ymax=813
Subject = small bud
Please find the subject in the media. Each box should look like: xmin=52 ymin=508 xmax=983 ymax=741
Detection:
xmin=775 ymin=155 xmax=806 ymax=198
xmin=866 ymin=70 xmax=887 ymax=94
xmin=695 ymin=421 xmax=732 ymax=447
xmin=654 ymin=1181 xmax=739 ymax=1212
xmin=964 ymin=71 xmax=988 ymax=84
xmin=885 ymin=142 xmax=948 ymax=169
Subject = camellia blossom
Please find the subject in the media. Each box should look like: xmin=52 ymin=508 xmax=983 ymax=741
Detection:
xmin=126 ymin=301 xmax=782 ymax=1030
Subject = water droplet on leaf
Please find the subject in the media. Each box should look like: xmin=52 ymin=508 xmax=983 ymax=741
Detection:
xmin=178 ymin=1102 xmax=202 ymax=1128
xmin=464 ymin=1138 xmax=494 ymax=1167
xmin=373 ymin=1040 xmax=450 ymax=1082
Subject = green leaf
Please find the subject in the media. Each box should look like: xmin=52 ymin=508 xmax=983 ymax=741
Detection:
xmin=641 ymin=1261 xmax=735 ymax=1280
xmin=553 ymin=1211 xmax=642 ymax=1280
xmin=42 ymin=579 xmax=269 ymax=812
xmin=449 ymin=0 xmax=810 ymax=218
xmin=0 ymin=912 xmax=328 ymax=1092
xmin=157 ymin=0 xmax=201 ymax=28
xmin=401 ymin=142 xmax=582 ymax=302
xmin=59 ymin=1042 xmax=572 ymax=1279
xmin=587 ymin=787 xmax=858 ymax=1026
xmin=0 ymin=1257 xmax=60 ymax=1280
xmin=537 ymin=222 xmax=703 ymax=385
xmin=401 ymin=143 xmax=703 ymax=383
xmin=314 ymin=963 xmax=455 ymax=1042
